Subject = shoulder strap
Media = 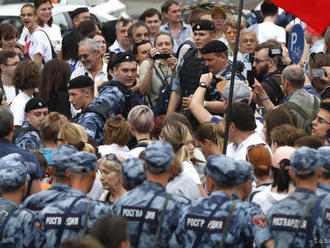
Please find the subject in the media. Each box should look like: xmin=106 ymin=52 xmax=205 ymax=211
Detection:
xmin=154 ymin=193 xmax=172 ymax=248
xmin=192 ymin=197 xmax=231 ymax=248
xmin=83 ymin=199 xmax=93 ymax=235
xmin=80 ymin=101 xmax=113 ymax=122
xmin=219 ymin=200 xmax=239 ymax=248
xmin=304 ymin=195 xmax=326 ymax=248
xmin=0 ymin=206 xmax=17 ymax=240
xmin=176 ymin=40 xmax=195 ymax=58
xmin=135 ymin=188 xmax=165 ymax=247
xmin=55 ymin=195 xmax=86 ymax=247
xmin=285 ymin=101 xmax=309 ymax=120
xmin=133 ymin=142 xmax=149 ymax=149
xmin=36 ymin=29 xmax=57 ymax=59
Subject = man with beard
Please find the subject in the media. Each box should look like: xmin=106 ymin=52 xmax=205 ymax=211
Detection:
xmin=253 ymin=41 xmax=284 ymax=105
xmin=71 ymin=38 xmax=108 ymax=83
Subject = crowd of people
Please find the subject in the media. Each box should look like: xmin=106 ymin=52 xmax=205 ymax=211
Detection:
xmin=0 ymin=0 xmax=330 ymax=247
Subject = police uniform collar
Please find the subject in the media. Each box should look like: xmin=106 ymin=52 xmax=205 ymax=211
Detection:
xmin=144 ymin=180 xmax=166 ymax=190
xmin=210 ymin=191 xmax=232 ymax=200
xmin=50 ymin=183 xmax=71 ymax=189
xmin=1 ymin=198 xmax=19 ymax=208
xmin=294 ymin=187 xmax=316 ymax=194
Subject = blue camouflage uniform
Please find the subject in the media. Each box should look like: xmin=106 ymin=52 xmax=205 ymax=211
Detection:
xmin=112 ymin=141 xmax=191 ymax=248
xmin=22 ymin=145 xmax=79 ymax=215
xmin=170 ymin=155 xmax=271 ymax=248
xmin=121 ymin=157 xmax=146 ymax=190
xmin=38 ymin=151 xmax=113 ymax=248
xmin=315 ymin=193 xmax=330 ymax=247
xmin=316 ymin=147 xmax=330 ymax=196
xmin=14 ymin=121 xmax=42 ymax=150
xmin=0 ymin=153 xmax=45 ymax=248
xmin=98 ymin=82 xmax=126 ymax=115
xmin=267 ymin=147 xmax=323 ymax=248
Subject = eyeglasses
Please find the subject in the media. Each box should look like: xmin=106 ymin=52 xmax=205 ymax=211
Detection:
xmin=242 ymin=39 xmax=256 ymax=43
xmin=314 ymin=115 xmax=330 ymax=125
xmin=105 ymin=153 xmax=121 ymax=163
xmin=225 ymin=31 xmax=237 ymax=36
xmin=5 ymin=61 xmax=19 ymax=67
xmin=254 ymin=58 xmax=270 ymax=64
xmin=185 ymin=140 xmax=196 ymax=147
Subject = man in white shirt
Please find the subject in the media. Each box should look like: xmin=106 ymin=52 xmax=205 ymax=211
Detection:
xmin=0 ymin=50 xmax=19 ymax=105
xmin=109 ymin=18 xmax=133 ymax=54
xmin=71 ymin=38 xmax=107 ymax=83
xmin=226 ymin=102 xmax=271 ymax=160
xmin=249 ymin=1 xmax=286 ymax=44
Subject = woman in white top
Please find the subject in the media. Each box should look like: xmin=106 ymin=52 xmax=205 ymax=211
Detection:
xmin=20 ymin=4 xmax=53 ymax=67
xmin=10 ymin=61 xmax=41 ymax=127
xmin=161 ymin=120 xmax=207 ymax=201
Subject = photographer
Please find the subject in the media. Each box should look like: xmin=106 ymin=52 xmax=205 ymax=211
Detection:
xmin=139 ymin=32 xmax=177 ymax=115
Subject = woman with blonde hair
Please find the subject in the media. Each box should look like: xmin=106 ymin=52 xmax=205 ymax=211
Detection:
xmin=161 ymin=121 xmax=206 ymax=200
xmin=57 ymin=122 xmax=95 ymax=153
xmin=98 ymin=155 xmax=127 ymax=204
xmin=98 ymin=115 xmax=131 ymax=159
xmin=40 ymin=111 xmax=68 ymax=164
xmin=195 ymin=121 xmax=225 ymax=157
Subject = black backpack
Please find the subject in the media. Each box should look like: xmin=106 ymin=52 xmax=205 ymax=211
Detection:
xmin=75 ymin=101 xmax=114 ymax=122
xmin=108 ymin=81 xmax=139 ymax=118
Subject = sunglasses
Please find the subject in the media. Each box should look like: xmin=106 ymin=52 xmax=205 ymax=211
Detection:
xmin=105 ymin=153 xmax=121 ymax=163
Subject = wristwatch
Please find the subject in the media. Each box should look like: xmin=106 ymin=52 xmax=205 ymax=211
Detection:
xmin=199 ymin=82 xmax=207 ymax=88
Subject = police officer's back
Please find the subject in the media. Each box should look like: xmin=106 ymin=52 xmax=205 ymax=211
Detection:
xmin=39 ymin=151 xmax=113 ymax=248
xmin=267 ymin=147 xmax=324 ymax=248
xmin=22 ymin=145 xmax=78 ymax=215
xmin=316 ymin=146 xmax=330 ymax=196
xmin=112 ymin=141 xmax=191 ymax=248
xmin=0 ymin=154 xmax=45 ymax=247
xmin=170 ymin=155 xmax=272 ymax=248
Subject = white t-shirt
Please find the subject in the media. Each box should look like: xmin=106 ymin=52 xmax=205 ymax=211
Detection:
xmin=3 ymin=85 xmax=17 ymax=105
xmin=181 ymin=161 xmax=202 ymax=185
xmin=226 ymin=132 xmax=272 ymax=161
xmin=24 ymin=27 xmax=52 ymax=63
xmin=10 ymin=92 xmax=32 ymax=126
xmin=19 ymin=24 xmax=62 ymax=51
xmin=252 ymin=185 xmax=289 ymax=214
xmin=249 ymin=22 xmax=286 ymax=43
xmin=166 ymin=173 xmax=201 ymax=202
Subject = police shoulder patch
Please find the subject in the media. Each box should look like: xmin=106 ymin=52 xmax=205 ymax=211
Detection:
xmin=252 ymin=215 xmax=267 ymax=227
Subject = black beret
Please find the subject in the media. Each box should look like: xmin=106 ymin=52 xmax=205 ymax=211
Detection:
xmin=25 ymin=97 xmax=48 ymax=113
xmin=193 ymin=20 xmax=215 ymax=32
xmin=70 ymin=7 xmax=89 ymax=19
xmin=201 ymin=40 xmax=228 ymax=54
xmin=112 ymin=52 xmax=137 ymax=67
xmin=67 ymin=75 xmax=94 ymax=90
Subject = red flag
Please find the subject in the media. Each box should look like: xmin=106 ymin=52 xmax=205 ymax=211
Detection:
xmin=270 ymin=0 xmax=330 ymax=34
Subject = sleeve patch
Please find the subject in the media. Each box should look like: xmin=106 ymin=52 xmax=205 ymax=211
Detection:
xmin=252 ymin=215 xmax=267 ymax=227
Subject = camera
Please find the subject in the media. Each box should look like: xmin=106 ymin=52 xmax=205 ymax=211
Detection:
xmin=150 ymin=52 xmax=171 ymax=60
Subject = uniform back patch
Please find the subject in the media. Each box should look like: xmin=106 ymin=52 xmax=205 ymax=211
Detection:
xmin=271 ymin=214 xmax=309 ymax=232
xmin=185 ymin=214 xmax=226 ymax=233
xmin=325 ymin=209 xmax=330 ymax=225
xmin=44 ymin=214 xmax=82 ymax=229
xmin=121 ymin=206 xmax=158 ymax=223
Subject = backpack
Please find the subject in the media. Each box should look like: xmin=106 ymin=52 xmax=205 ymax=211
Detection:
xmin=109 ymin=81 xmax=139 ymax=118
xmin=176 ymin=39 xmax=195 ymax=58
xmin=76 ymin=100 xmax=114 ymax=122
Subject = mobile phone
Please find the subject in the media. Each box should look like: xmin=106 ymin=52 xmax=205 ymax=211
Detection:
xmin=247 ymin=70 xmax=255 ymax=88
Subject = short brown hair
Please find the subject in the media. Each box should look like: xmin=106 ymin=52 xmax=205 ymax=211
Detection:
xmin=139 ymin=8 xmax=161 ymax=22
xmin=0 ymin=49 xmax=17 ymax=66
xmin=103 ymin=115 xmax=131 ymax=146
xmin=40 ymin=112 xmax=68 ymax=143
xmin=0 ymin=23 xmax=17 ymax=41
xmin=270 ymin=124 xmax=305 ymax=147
xmin=247 ymin=145 xmax=271 ymax=177
xmin=13 ymin=61 xmax=41 ymax=90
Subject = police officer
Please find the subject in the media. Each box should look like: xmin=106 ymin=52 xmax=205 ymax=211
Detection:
xmin=167 ymin=20 xmax=216 ymax=114
xmin=68 ymin=75 xmax=113 ymax=145
xmin=121 ymin=157 xmax=146 ymax=190
xmin=170 ymin=155 xmax=273 ymax=248
xmin=13 ymin=97 xmax=48 ymax=150
xmin=22 ymin=145 xmax=78 ymax=215
xmin=233 ymin=159 xmax=274 ymax=247
xmin=98 ymin=52 xmax=139 ymax=119
xmin=112 ymin=141 xmax=191 ymax=248
xmin=39 ymin=151 xmax=113 ymax=248
xmin=315 ymin=188 xmax=330 ymax=246
xmin=0 ymin=153 xmax=45 ymax=247
xmin=267 ymin=147 xmax=324 ymax=247
xmin=316 ymin=146 xmax=330 ymax=196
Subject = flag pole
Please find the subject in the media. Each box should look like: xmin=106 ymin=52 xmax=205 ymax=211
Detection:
xmin=222 ymin=0 xmax=244 ymax=154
